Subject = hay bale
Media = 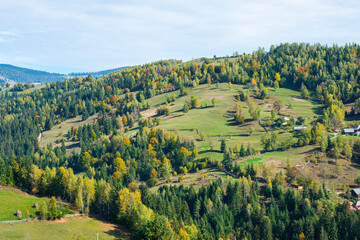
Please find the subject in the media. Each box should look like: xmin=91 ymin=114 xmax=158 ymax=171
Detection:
xmin=16 ymin=210 xmax=22 ymax=218
xmin=33 ymin=202 xmax=39 ymax=209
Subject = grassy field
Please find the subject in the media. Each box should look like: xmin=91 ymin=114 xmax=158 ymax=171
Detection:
xmin=150 ymin=168 xmax=229 ymax=192
xmin=41 ymin=83 xmax=320 ymax=164
xmin=0 ymin=186 xmax=73 ymax=221
xmin=41 ymin=83 xmax=348 ymax=189
xmin=40 ymin=114 xmax=99 ymax=152
xmin=0 ymin=217 xmax=131 ymax=240
xmin=131 ymin=83 xmax=320 ymax=162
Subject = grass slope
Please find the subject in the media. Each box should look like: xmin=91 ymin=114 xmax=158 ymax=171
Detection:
xmin=0 ymin=186 xmax=72 ymax=221
xmin=0 ymin=217 xmax=131 ymax=240
xmin=40 ymin=114 xmax=99 ymax=152
xmin=135 ymin=83 xmax=321 ymax=161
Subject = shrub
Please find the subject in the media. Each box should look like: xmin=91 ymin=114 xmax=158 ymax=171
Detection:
xmin=197 ymin=162 xmax=206 ymax=170
xmin=147 ymin=178 xmax=159 ymax=187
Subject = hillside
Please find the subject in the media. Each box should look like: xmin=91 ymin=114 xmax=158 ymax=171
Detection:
xmin=2 ymin=43 xmax=360 ymax=239
xmin=0 ymin=187 xmax=131 ymax=240
xmin=0 ymin=217 xmax=131 ymax=240
xmin=0 ymin=186 xmax=72 ymax=221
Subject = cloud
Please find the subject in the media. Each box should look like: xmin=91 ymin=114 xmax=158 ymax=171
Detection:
xmin=0 ymin=0 xmax=359 ymax=73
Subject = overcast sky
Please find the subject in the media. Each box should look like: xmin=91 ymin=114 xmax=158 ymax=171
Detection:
xmin=0 ymin=0 xmax=359 ymax=73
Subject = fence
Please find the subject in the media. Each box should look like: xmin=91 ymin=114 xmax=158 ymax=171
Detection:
xmin=0 ymin=214 xmax=86 ymax=224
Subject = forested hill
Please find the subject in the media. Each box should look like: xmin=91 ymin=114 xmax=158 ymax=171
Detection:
xmin=0 ymin=64 xmax=64 ymax=84
xmin=66 ymin=66 xmax=127 ymax=78
xmin=2 ymin=43 xmax=360 ymax=239
xmin=0 ymin=64 xmax=127 ymax=84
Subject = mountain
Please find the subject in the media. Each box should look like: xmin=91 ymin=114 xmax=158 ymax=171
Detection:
xmin=0 ymin=64 xmax=127 ymax=84
xmin=0 ymin=64 xmax=64 ymax=84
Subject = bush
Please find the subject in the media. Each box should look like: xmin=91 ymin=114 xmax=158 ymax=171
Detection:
xmin=156 ymin=106 xmax=171 ymax=116
xmin=147 ymin=178 xmax=159 ymax=187
xmin=197 ymin=162 xmax=206 ymax=170
xmin=186 ymin=162 xmax=194 ymax=171
xmin=179 ymin=166 xmax=188 ymax=174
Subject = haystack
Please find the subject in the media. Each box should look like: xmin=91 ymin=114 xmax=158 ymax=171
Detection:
xmin=16 ymin=210 xmax=22 ymax=218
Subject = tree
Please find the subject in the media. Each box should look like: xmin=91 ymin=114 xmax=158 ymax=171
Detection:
xmin=81 ymin=152 xmax=92 ymax=169
xmin=343 ymin=141 xmax=352 ymax=164
xmin=212 ymin=97 xmax=217 ymax=107
xmin=75 ymin=177 xmax=84 ymax=213
xmin=274 ymin=73 xmax=280 ymax=90
xmin=160 ymin=158 xmax=172 ymax=183
xmin=122 ymin=115 xmax=128 ymax=126
xmin=83 ymin=177 xmax=95 ymax=214
xmin=260 ymin=216 xmax=272 ymax=240
xmin=221 ymin=139 xmax=226 ymax=153
xmin=285 ymin=159 xmax=297 ymax=183
xmin=143 ymin=214 xmax=175 ymax=240
xmin=117 ymin=187 xmax=141 ymax=218
xmin=194 ymin=98 xmax=200 ymax=108
xmin=38 ymin=201 xmax=48 ymax=220
xmin=48 ymin=196 xmax=59 ymax=219
xmin=248 ymin=101 xmax=261 ymax=120
xmin=222 ymin=150 xmax=232 ymax=172
xmin=314 ymin=122 xmax=326 ymax=144
xmin=207 ymin=74 xmax=212 ymax=87
xmin=271 ymin=109 xmax=276 ymax=119
xmin=301 ymin=83 xmax=310 ymax=99
xmin=128 ymin=117 xmax=135 ymax=128
xmin=113 ymin=157 xmax=127 ymax=180
xmin=96 ymin=179 xmax=111 ymax=218
xmin=44 ymin=118 xmax=53 ymax=130
xmin=273 ymin=99 xmax=283 ymax=113
xmin=183 ymin=104 xmax=189 ymax=113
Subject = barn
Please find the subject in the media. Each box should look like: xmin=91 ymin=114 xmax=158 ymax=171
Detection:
xmin=351 ymin=189 xmax=360 ymax=198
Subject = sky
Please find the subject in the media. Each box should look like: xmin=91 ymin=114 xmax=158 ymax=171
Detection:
xmin=0 ymin=0 xmax=359 ymax=74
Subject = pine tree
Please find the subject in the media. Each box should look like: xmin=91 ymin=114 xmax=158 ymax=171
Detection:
xmin=221 ymin=139 xmax=226 ymax=153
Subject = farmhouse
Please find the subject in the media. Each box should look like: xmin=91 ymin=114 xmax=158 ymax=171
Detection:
xmin=343 ymin=128 xmax=355 ymax=136
xmin=352 ymin=201 xmax=360 ymax=209
xmin=342 ymin=125 xmax=360 ymax=136
xmin=294 ymin=126 xmax=306 ymax=131
xmin=351 ymin=189 xmax=360 ymax=198
xmin=282 ymin=117 xmax=290 ymax=125
xmin=290 ymin=184 xmax=303 ymax=190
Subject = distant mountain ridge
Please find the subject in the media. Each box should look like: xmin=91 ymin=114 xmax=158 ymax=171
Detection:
xmin=0 ymin=64 xmax=127 ymax=84
xmin=66 ymin=67 xmax=126 ymax=78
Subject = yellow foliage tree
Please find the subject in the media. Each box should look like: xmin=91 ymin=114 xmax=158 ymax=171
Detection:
xmin=117 ymin=188 xmax=142 ymax=218
xmin=112 ymin=157 xmax=127 ymax=180
xmin=150 ymin=137 xmax=159 ymax=146
xmin=150 ymin=168 xmax=158 ymax=179
xmin=123 ymin=137 xmax=131 ymax=146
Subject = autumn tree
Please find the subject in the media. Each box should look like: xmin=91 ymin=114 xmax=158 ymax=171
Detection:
xmin=160 ymin=157 xmax=172 ymax=183
xmin=248 ymin=100 xmax=261 ymax=120
xmin=273 ymin=99 xmax=283 ymax=113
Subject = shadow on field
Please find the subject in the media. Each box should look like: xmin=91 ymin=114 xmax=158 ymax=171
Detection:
xmin=225 ymin=118 xmax=253 ymax=127
xmin=299 ymin=146 xmax=320 ymax=154
xmin=66 ymin=142 xmax=80 ymax=149
xmin=88 ymin=215 xmax=133 ymax=240
xmin=198 ymin=150 xmax=222 ymax=154
xmin=104 ymin=224 xmax=134 ymax=240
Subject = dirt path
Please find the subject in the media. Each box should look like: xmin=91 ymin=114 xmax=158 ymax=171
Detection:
xmin=291 ymin=97 xmax=306 ymax=103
